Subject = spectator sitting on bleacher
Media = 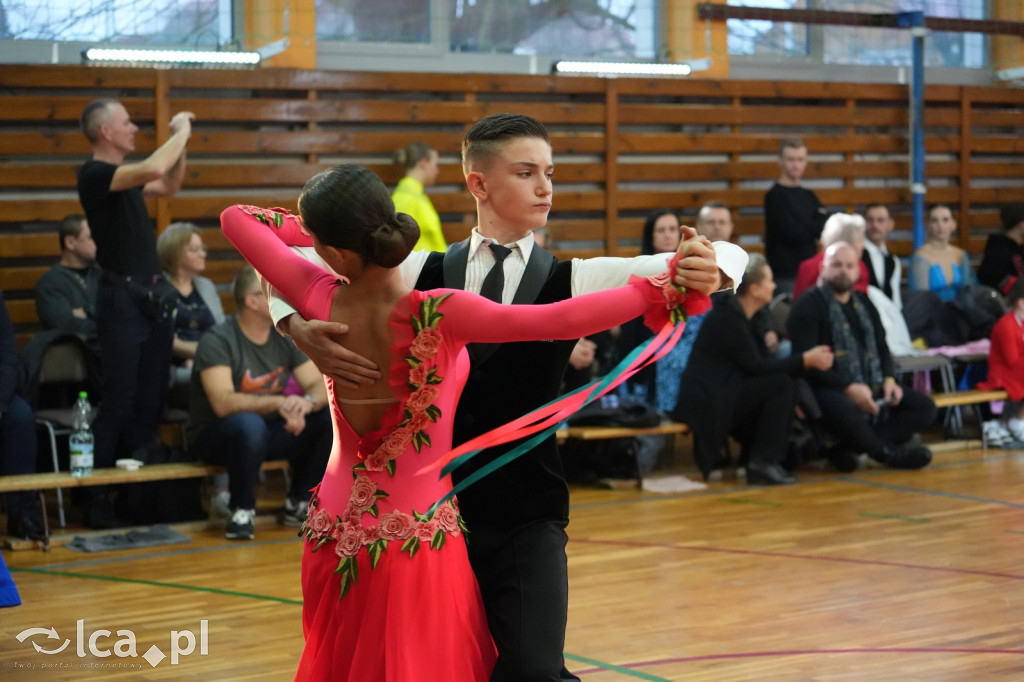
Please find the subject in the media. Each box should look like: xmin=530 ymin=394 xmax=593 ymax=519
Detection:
xmin=977 ymin=203 xmax=1024 ymax=297
xmin=792 ymin=212 xmax=870 ymax=301
xmin=908 ymin=204 xmax=976 ymax=302
xmin=862 ymin=203 xmax=903 ymax=310
xmin=619 ymin=209 xmax=683 ymax=407
xmin=619 ymin=204 xmax=743 ymax=412
xmin=0 ymin=290 xmax=44 ymax=541
xmin=157 ymin=222 xmax=226 ymax=409
xmin=34 ymin=214 xmax=101 ymax=352
xmin=186 ymin=266 xmax=331 ymax=540
xmin=674 ymin=253 xmax=833 ymax=484
xmin=788 ymin=242 xmax=935 ymax=472
xmin=975 ymin=279 xmax=1024 ymax=446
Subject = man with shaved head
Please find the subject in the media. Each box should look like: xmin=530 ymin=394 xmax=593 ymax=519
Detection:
xmin=787 ymin=242 xmax=935 ymax=472
xmin=76 ymin=99 xmax=194 ymax=528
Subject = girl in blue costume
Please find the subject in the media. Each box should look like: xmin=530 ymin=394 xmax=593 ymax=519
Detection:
xmin=908 ymin=204 xmax=976 ymax=302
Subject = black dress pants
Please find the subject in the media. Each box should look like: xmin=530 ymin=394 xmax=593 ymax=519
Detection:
xmin=466 ymin=520 xmax=580 ymax=682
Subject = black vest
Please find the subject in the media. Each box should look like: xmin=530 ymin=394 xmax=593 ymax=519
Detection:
xmin=863 ymin=248 xmax=896 ymax=300
xmin=414 ymin=244 xmax=576 ymax=535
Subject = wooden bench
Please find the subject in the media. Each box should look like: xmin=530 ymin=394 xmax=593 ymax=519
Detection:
xmin=930 ymin=389 xmax=1011 ymax=452
xmin=931 ymin=389 xmax=1009 ymax=409
xmin=0 ymin=460 xmax=290 ymax=551
xmin=557 ymin=421 xmax=691 ymax=487
xmin=559 ymin=422 xmax=690 ymax=441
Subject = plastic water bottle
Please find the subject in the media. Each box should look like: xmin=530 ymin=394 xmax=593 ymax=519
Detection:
xmin=69 ymin=391 xmax=94 ymax=477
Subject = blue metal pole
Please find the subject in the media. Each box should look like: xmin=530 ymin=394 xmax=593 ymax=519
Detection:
xmin=898 ymin=11 xmax=928 ymax=248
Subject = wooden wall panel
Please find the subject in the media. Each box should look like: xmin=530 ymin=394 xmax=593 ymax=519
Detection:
xmin=0 ymin=64 xmax=1022 ymax=341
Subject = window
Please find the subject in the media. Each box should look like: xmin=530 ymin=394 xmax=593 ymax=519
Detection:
xmin=822 ymin=0 xmax=988 ymax=68
xmin=451 ymin=0 xmax=655 ymax=58
xmin=314 ymin=0 xmax=658 ymax=59
xmin=727 ymin=0 xmax=988 ymax=69
xmin=727 ymin=0 xmax=811 ymax=58
xmin=316 ymin=0 xmax=431 ymax=43
xmin=0 ymin=0 xmax=225 ymax=46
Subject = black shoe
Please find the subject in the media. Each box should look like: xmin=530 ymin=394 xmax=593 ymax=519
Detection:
xmin=85 ymin=498 xmax=122 ymax=530
xmin=8 ymin=513 xmax=45 ymax=541
xmin=824 ymin=445 xmax=860 ymax=473
xmin=878 ymin=445 xmax=932 ymax=470
xmin=745 ymin=460 xmax=798 ymax=485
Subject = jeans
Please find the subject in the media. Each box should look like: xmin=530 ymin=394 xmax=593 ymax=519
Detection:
xmin=191 ymin=408 xmax=332 ymax=511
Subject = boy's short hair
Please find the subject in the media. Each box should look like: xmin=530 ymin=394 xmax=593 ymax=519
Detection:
xmin=462 ymin=113 xmax=550 ymax=173
xmin=779 ymin=138 xmax=805 ymax=155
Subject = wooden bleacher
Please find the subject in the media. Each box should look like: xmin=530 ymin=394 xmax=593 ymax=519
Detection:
xmin=1 ymin=64 xmax=1023 ymax=344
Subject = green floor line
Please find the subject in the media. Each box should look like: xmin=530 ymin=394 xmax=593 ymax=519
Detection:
xmin=12 ymin=567 xmax=303 ymax=605
xmin=564 ymin=652 xmax=672 ymax=681
xmin=16 ymin=568 xmax=629 ymax=677
xmin=858 ymin=512 xmax=929 ymax=524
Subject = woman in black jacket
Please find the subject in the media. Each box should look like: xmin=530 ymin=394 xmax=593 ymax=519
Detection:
xmin=673 ymin=254 xmax=834 ymax=484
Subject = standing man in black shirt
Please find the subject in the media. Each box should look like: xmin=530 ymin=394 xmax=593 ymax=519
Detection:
xmin=76 ymin=99 xmax=194 ymax=528
xmin=764 ymin=138 xmax=829 ymax=295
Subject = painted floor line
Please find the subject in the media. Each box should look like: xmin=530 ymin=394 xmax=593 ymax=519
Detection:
xmin=11 ymin=566 xmax=303 ymax=605
xmin=839 ymin=476 xmax=1024 ymax=509
xmin=569 ymin=451 xmax=1024 ymax=512
xmin=565 ymin=652 xmax=672 ymax=681
xmin=572 ymin=646 xmax=1024 ymax=674
xmin=32 ymin=536 xmax=301 ymax=571
xmin=571 ymin=537 xmax=1024 ymax=581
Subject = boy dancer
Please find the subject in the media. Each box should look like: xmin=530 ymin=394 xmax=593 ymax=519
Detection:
xmin=275 ymin=114 xmax=746 ymax=680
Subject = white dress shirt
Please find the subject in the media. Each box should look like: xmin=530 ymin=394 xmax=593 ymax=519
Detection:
xmin=863 ymin=240 xmax=903 ymax=311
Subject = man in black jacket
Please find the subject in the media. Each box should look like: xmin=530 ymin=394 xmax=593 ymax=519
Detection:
xmin=788 ymin=242 xmax=935 ymax=472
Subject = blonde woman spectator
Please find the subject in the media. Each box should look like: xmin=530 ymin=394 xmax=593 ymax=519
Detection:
xmin=158 ymin=222 xmax=225 ymax=407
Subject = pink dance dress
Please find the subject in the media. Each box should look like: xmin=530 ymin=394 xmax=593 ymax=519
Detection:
xmin=220 ymin=205 xmax=683 ymax=682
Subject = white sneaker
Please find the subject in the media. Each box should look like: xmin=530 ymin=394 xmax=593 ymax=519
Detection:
xmin=210 ymin=490 xmax=231 ymax=520
xmin=1006 ymin=418 xmax=1024 ymax=443
xmin=279 ymin=497 xmax=308 ymax=527
xmin=226 ymin=508 xmax=255 ymax=540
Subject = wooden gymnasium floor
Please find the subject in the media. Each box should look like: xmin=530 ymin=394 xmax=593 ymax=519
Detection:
xmin=2 ymin=435 xmax=1023 ymax=681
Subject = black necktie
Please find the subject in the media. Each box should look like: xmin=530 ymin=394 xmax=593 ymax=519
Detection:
xmin=479 ymin=243 xmax=512 ymax=303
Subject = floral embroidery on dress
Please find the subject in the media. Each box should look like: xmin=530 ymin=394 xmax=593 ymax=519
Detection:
xmin=359 ymin=293 xmax=450 ymax=475
xmin=299 ymin=292 xmax=463 ymax=599
xmin=301 ymin=484 xmax=467 ymax=600
xmin=238 ymin=204 xmax=289 ymax=228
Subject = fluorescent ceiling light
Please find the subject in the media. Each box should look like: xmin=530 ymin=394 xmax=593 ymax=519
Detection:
xmin=84 ymin=48 xmax=260 ymax=66
xmin=553 ymin=61 xmax=692 ymax=77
